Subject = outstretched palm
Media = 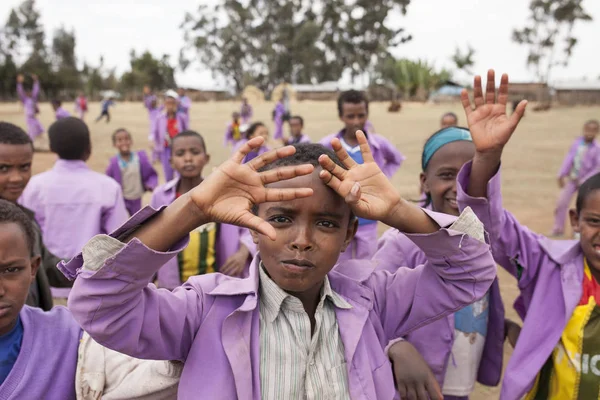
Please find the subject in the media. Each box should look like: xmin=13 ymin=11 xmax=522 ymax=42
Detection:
xmin=190 ymin=139 xmax=314 ymax=240
xmin=461 ymin=70 xmax=527 ymax=154
xmin=318 ymin=131 xmax=401 ymax=222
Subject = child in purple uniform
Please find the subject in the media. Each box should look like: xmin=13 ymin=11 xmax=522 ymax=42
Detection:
xmin=233 ymin=122 xmax=271 ymax=163
xmin=240 ymin=97 xmax=253 ymax=124
xmin=320 ymin=90 xmax=405 ymax=261
xmin=152 ymin=91 xmax=188 ymax=181
xmin=16 ymin=74 xmax=44 ymax=141
xmin=282 ymin=115 xmax=311 ymax=145
xmin=224 ymin=111 xmax=243 ymax=147
xmin=552 ymin=119 xmax=600 ymax=237
xmin=0 ymin=200 xmax=180 ymax=400
xmin=374 ymin=72 xmax=528 ymax=399
xmin=150 ymin=131 xmax=253 ymax=288
xmin=63 ymin=135 xmax=495 ymax=399
xmin=106 ymin=128 xmax=158 ymax=216
xmin=52 ymin=99 xmax=71 ymax=120
xmin=20 ymin=117 xmax=128 ymax=298
xmin=177 ymin=88 xmax=192 ymax=127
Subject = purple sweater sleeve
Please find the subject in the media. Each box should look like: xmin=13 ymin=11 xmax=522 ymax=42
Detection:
xmin=367 ymin=208 xmax=496 ymax=341
xmin=379 ymin=136 xmax=405 ymax=178
xmin=31 ymin=81 xmax=40 ymax=100
xmin=558 ymin=140 xmax=579 ymax=178
xmin=456 ymin=161 xmax=547 ymax=288
xmin=66 ymin=206 xmax=200 ymax=362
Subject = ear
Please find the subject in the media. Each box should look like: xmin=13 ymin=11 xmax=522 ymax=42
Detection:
xmin=205 ymin=154 xmax=211 ymax=164
xmin=250 ymin=229 xmax=259 ymax=244
xmin=30 ymin=255 xmax=41 ymax=283
xmin=341 ymin=217 xmax=359 ymax=252
xmin=569 ymin=209 xmax=580 ymax=233
xmin=419 ymin=172 xmax=429 ymax=194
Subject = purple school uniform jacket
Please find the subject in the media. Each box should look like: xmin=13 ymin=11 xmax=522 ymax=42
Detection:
xmin=63 ymin=206 xmax=495 ymax=400
xmin=319 ymin=130 xmax=405 ymax=178
xmin=55 ymin=107 xmax=71 ymax=120
xmin=17 ymin=82 xmax=44 ymax=140
xmin=456 ymin=161 xmax=590 ymax=400
xmin=287 ymin=133 xmax=311 ymax=145
xmin=150 ymin=179 xmax=252 ymax=289
xmin=374 ymin=229 xmax=505 ymax=388
xmin=20 ymin=159 xmax=129 ymax=260
xmin=105 ymin=151 xmax=158 ymax=194
xmin=0 ymin=306 xmax=81 ymax=400
xmin=558 ymin=137 xmax=600 ymax=184
xmin=178 ymin=95 xmax=191 ymax=126
xmin=151 ymin=112 xmax=188 ymax=153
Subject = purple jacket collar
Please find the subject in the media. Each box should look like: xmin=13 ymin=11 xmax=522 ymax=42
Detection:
xmin=53 ymin=159 xmax=89 ymax=171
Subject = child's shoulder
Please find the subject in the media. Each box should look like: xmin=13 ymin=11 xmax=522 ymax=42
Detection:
xmin=21 ymin=305 xmax=81 ymax=334
xmin=153 ymin=178 xmax=178 ymax=194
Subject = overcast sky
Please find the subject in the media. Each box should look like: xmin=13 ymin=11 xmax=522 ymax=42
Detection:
xmin=2 ymin=0 xmax=599 ymax=89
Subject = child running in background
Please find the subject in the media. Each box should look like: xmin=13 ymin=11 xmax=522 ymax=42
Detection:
xmin=552 ymin=119 xmax=600 ymax=237
xmin=178 ymin=88 xmax=192 ymax=127
xmin=152 ymin=90 xmax=188 ymax=181
xmin=74 ymin=91 xmax=87 ymax=120
xmin=150 ymin=130 xmax=253 ymax=288
xmin=16 ymin=74 xmax=44 ymax=142
xmin=451 ymin=70 xmax=600 ymax=399
xmin=375 ymin=73 xmax=527 ymax=398
xmin=272 ymin=98 xmax=286 ymax=140
xmin=20 ymin=117 xmax=128 ymax=298
xmin=0 ymin=200 xmax=181 ymax=400
xmin=224 ymin=111 xmax=243 ymax=148
xmin=63 ymin=132 xmax=495 ymax=399
xmin=95 ymin=97 xmax=115 ymax=123
xmin=240 ymin=96 xmax=253 ymax=124
xmin=143 ymin=86 xmax=164 ymax=163
xmin=233 ymin=121 xmax=271 ymax=163
xmin=282 ymin=115 xmax=311 ymax=145
xmin=320 ymin=89 xmax=405 ymax=261
xmin=0 ymin=122 xmax=56 ymax=311
xmin=106 ymin=128 xmax=158 ymax=216
xmin=441 ymin=112 xmax=459 ymax=129
xmin=52 ymin=99 xmax=71 ymax=120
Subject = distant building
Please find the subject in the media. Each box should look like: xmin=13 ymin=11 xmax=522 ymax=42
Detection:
xmin=429 ymin=81 xmax=464 ymax=103
xmin=507 ymin=82 xmax=550 ymax=103
xmin=292 ymin=81 xmax=368 ymax=101
xmin=553 ymin=80 xmax=600 ymax=105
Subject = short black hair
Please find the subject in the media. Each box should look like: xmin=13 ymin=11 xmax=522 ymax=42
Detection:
xmin=337 ymin=90 xmax=369 ymax=117
xmin=171 ymin=130 xmax=207 ymax=154
xmin=0 ymin=122 xmax=33 ymax=149
xmin=51 ymin=99 xmax=62 ymax=107
xmin=0 ymin=199 xmax=35 ymax=256
xmin=111 ymin=128 xmax=131 ymax=144
xmin=258 ymin=143 xmax=345 ymax=173
xmin=246 ymin=122 xmax=266 ymax=139
xmin=48 ymin=117 xmax=91 ymax=160
xmin=441 ymin=112 xmax=458 ymax=122
xmin=289 ymin=115 xmax=304 ymax=127
xmin=585 ymin=119 xmax=600 ymax=129
xmin=577 ymin=172 xmax=600 ymax=213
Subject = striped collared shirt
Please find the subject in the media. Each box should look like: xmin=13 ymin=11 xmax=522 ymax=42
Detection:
xmin=259 ymin=265 xmax=352 ymax=399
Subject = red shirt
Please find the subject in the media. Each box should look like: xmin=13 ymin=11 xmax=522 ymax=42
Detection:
xmin=165 ymin=117 xmax=179 ymax=147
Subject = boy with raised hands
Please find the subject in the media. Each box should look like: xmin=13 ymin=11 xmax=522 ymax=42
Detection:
xmin=63 ymin=134 xmax=496 ymax=399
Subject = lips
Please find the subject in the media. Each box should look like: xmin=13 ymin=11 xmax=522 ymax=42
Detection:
xmin=0 ymin=304 xmax=11 ymax=318
xmin=446 ymin=198 xmax=458 ymax=208
xmin=281 ymin=259 xmax=316 ymax=272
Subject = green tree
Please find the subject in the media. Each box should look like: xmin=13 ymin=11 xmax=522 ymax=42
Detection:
xmin=181 ymin=0 xmax=412 ymax=93
xmin=51 ymin=27 xmax=80 ymax=94
xmin=512 ymin=0 xmax=592 ymax=83
xmin=451 ymin=45 xmax=476 ymax=75
xmin=121 ymin=50 xmax=176 ymax=92
xmin=375 ymin=58 xmax=451 ymax=101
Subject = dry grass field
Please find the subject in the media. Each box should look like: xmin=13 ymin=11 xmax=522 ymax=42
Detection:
xmin=2 ymin=99 xmax=599 ymax=399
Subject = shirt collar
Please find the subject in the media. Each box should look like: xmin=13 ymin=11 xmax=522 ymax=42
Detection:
xmin=258 ymin=262 xmax=352 ymax=323
xmin=53 ymin=159 xmax=89 ymax=171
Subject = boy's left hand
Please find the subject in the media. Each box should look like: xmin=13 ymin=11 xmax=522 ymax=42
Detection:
xmin=220 ymin=246 xmax=250 ymax=277
xmin=318 ymin=130 xmax=402 ymax=225
xmin=461 ymin=70 xmax=527 ymax=157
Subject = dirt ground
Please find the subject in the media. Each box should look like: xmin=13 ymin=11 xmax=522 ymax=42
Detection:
xmin=2 ymin=99 xmax=599 ymax=399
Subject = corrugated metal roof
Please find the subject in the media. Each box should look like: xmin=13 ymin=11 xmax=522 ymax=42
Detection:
xmin=553 ymin=80 xmax=600 ymax=91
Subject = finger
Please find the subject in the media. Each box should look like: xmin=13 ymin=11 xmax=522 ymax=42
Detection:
xmin=318 ymin=154 xmax=349 ymax=181
xmin=397 ymin=383 xmax=408 ymax=400
xmin=426 ymin=379 xmax=443 ymax=400
xmin=319 ymin=169 xmax=344 ymax=193
xmin=473 ymin=75 xmax=484 ymax=107
xmin=344 ymin=182 xmax=361 ymax=205
xmin=485 ymin=69 xmax=496 ymax=104
xmin=509 ymin=99 xmax=528 ymax=128
xmin=246 ymin=145 xmax=297 ymax=171
xmin=231 ymin=137 xmax=267 ymax=163
xmin=330 ymin=138 xmax=358 ymax=169
xmin=416 ymin=383 xmax=429 ymax=400
xmin=263 ymin=187 xmax=313 ymax=203
xmin=260 ymin=164 xmax=315 ymax=185
xmin=236 ymin=212 xmax=278 ymax=240
xmin=497 ymin=73 xmax=510 ymax=105
xmin=406 ymin=385 xmax=418 ymax=400
xmin=356 ymin=130 xmax=375 ymax=163
xmin=220 ymin=262 xmax=233 ymax=275
xmin=460 ymin=89 xmax=473 ymax=117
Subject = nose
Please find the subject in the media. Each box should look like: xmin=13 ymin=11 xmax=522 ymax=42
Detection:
xmin=8 ymin=169 xmax=23 ymax=183
xmin=183 ymin=151 xmax=193 ymax=162
xmin=290 ymin=226 xmax=314 ymax=252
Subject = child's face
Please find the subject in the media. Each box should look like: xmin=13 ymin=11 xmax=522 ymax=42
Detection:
xmin=52 ymin=103 xmax=59 ymax=111
xmin=0 ymin=143 xmax=33 ymax=203
xmin=441 ymin=115 xmax=458 ymax=129
xmin=0 ymin=222 xmax=39 ymax=336
xmin=253 ymin=170 xmax=356 ymax=295
xmin=165 ymin=97 xmax=178 ymax=114
xmin=421 ymin=141 xmax=475 ymax=216
xmin=113 ymin=131 xmax=132 ymax=155
xmin=571 ymin=190 xmax=600 ymax=274
xmin=170 ymin=136 xmax=209 ymax=179
xmin=250 ymin=126 xmax=269 ymax=142
xmin=340 ymin=102 xmax=368 ymax=136
xmin=289 ymin=118 xmax=303 ymax=137
xmin=233 ymin=113 xmax=240 ymax=122
xmin=583 ymin=123 xmax=599 ymax=143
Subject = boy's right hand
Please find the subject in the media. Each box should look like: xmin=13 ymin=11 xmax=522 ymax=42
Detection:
xmin=189 ymin=137 xmax=314 ymax=240
xmin=558 ymin=177 xmax=566 ymax=188
xmin=389 ymin=341 xmax=442 ymax=400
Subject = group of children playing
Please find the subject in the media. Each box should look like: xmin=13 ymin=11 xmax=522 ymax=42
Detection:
xmin=2 ymin=69 xmax=600 ymax=399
